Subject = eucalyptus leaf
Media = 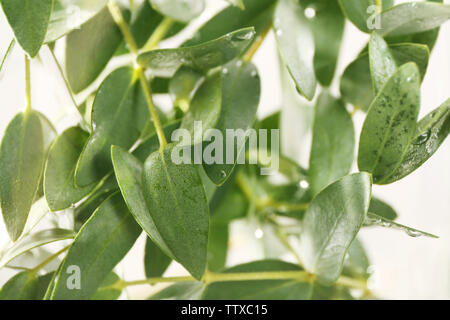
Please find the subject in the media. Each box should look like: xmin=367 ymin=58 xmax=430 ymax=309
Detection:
xmin=309 ymin=92 xmax=355 ymax=196
xmin=207 ymin=220 xmax=228 ymax=272
xmin=137 ymin=27 xmax=255 ymax=78
xmin=365 ymin=212 xmax=439 ymax=239
xmin=344 ymin=238 xmax=371 ymax=279
xmin=0 ymin=111 xmax=45 ymax=241
xmin=299 ymin=173 xmax=372 ymax=285
xmin=92 ymin=272 xmax=122 ymax=300
xmin=75 ymin=67 xmax=149 ymax=186
xmin=274 ymin=0 xmax=316 ymax=100
xmin=184 ymin=0 xmax=275 ymax=46
xmin=338 ymin=0 xmax=393 ymax=33
xmin=368 ymin=197 xmax=398 ymax=220
xmin=378 ymin=2 xmax=450 ymax=36
xmin=0 ymin=229 xmax=75 ymax=269
xmin=45 ymin=0 xmax=108 ymax=43
xmin=0 ymin=0 xmax=53 ymax=57
xmin=358 ymin=63 xmax=421 ymax=183
xmin=203 ymin=260 xmax=313 ymax=300
xmin=169 ymin=67 xmax=205 ymax=112
xmin=50 ymin=193 xmax=141 ymax=299
xmin=341 ymin=43 xmax=429 ymax=111
xmin=142 ymin=144 xmax=209 ymax=279
xmin=380 ymin=99 xmax=450 ymax=184
xmin=44 ymin=127 xmax=97 ymax=211
xmin=66 ymin=7 xmax=128 ymax=93
xmin=149 ymin=282 xmax=205 ymax=300
xmin=144 ymin=237 xmax=172 ymax=278
xmin=203 ymin=60 xmax=260 ymax=185
xmin=369 ymin=32 xmax=397 ymax=94
xmin=149 ymin=0 xmax=204 ymax=23
xmin=0 ymin=271 xmax=53 ymax=300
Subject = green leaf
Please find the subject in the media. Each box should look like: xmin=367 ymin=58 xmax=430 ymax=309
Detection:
xmin=365 ymin=212 xmax=439 ymax=239
xmin=309 ymin=92 xmax=355 ymax=196
xmin=203 ymin=60 xmax=260 ymax=185
xmin=0 ymin=228 xmax=75 ymax=269
xmin=75 ymin=67 xmax=148 ymax=186
xmin=358 ymin=63 xmax=421 ymax=183
xmin=144 ymin=237 xmax=172 ymax=278
xmin=0 ymin=0 xmax=53 ymax=57
xmin=169 ymin=67 xmax=205 ymax=112
xmin=274 ymin=0 xmax=316 ymax=100
xmin=180 ymin=70 xmax=221 ymax=145
xmin=44 ymin=127 xmax=97 ymax=211
xmin=142 ymin=144 xmax=209 ymax=279
xmin=50 ymin=193 xmax=141 ymax=299
xmin=0 ymin=271 xmax=53 ymax=300
xmin=299 ymin=173 xmax=372 ymax=285
xmin=149 ymin=0 xmax=204 ymax=23
xmin=0 ymin=111 xmax=45 ymax=241
xmin=380 ymin=99 xmax=450 ymax=184
xmin=91 ymin=272 xmax=122 ymax=300
xmin=301 ymin=0 xmax=345 ymax=86
xmin=209 ymin=178 xmax=248 ymax=223
xmin=338 ymin=0 xmax=393 ymax=33
xmin=45 ymin=0 xmax=108 ymax=43
xmin=203 ymin=260 xmax=313 ymax=300
xmin=207 ymin=220 xmax=228 ymax=272
xmin=226 ymin=0 xmax=245 ymax=10
xmin=378 ymin=2 xmax=450 ymax=36
xmin=149 ymin=282 xmax=205 ymax=300
xmin=341 ymin=43 xmax=429 ymax=112
xmin=184 ymin=0 xmax=275 ymax=46
xmin=368 ymin=197 xmax=398 ymax=220
xmin=369 ymin=32 xmax=397 ymax=94
xmin=65 ymin=7 xmax=128 ymax=93
xmin=137 ymin=27 xmax=255 ymax=78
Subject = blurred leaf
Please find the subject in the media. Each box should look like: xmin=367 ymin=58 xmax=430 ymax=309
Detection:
xmin=149 ymin=0 xmax=204 ymax=23
xmin=274 ymin=0 xmax=316 ymax=100
xmin=309 ymin=92 xmax=354 ymax=196
xmin=169 ymin=67 xmax=204 ymax=111
xmin=0 ymin=271 xmax=54 ymax=300
xmin=300 ymin=173 xmax=371 ymax=285
xmin=358 ymin=63 xmax=421 ymax=183
xmin=344 ymin=238 xmax=371 ymax=279
xmin=226 ymin=0 xmax=245 ymax=10
xmin=138 ymin=27 xmax=255 ymax=77
xmin=207 ymin=220 xmax=228 ymax=272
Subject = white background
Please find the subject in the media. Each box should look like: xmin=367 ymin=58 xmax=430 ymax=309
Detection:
xmin=0 ymin=0 xmax=449 ymax=299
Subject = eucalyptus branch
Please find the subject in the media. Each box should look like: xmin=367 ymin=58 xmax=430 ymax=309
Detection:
xmin=30 ymin=245 xmax=71 ymax=275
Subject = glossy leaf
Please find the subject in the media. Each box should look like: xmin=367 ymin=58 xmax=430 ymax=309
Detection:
xmin=144 ymin=237 xmax=172 ymax=278
xmin=204 ymin=260 xmax=313 ymax=300
xmin=341 ymin=43 xmax=429 ymax=112
xmin=338 ymin=0 xmax=393 ymax=33
xmin=299 ymin=173 xmax=372 ymax=285
xmin=203 ymin=60 xmax=260 ymax=185
xmin=274 ymin=0 xmax=316 ymax=100
xmin=50 ymin=193 xmax=141 ymax=299
xmin=309 ymin=92 xmax=355 ymax=196
xmin=75 ymin=67 xmax=148 ymax=186
xmin=302 ymin=0 xmax=345 ymax=86
xmin=137 ymin=28 xmax=255 ymax=78
xmin=44 ymin=127 xmax=96 ymax=211
xmin=368 ymin=197 xmax=398 ymax=220
xmin=378 ymin=2 xmax=450 ymax=36
xmin=365 ymin=213 xmax=439 ymax=239
xmin=358 ymin=63 xmax=421 ymax=183
xmin=0 ymin=0 xmax=53 ymax=57
xmin=381 ymin=99 xmax=450 ymax=184
xmin=65 ymin=7 xmax=128 ymax=93
xmin=0 ymin=271 xmax=53 ymax=300
xmin=184 ymin=0 xmax=275 ymax=46
xmin=0 ymin=111 xmax=45 ymax=241
xmin=45 ymin=0 xmax=108 ymax=43
xmin=149 ymin=0 xmax=204 ymax=23
xmin=0 ymin=229 xmax=75 ymax=268
xmin=369 ymin=32 xmax=397 ymax=94
xmin=142 ymin=145 xmax=209 ymax=279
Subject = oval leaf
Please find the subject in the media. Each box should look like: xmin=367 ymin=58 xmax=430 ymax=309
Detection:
xmin=338 ymin=0 xmax=393 ymax=33
xmin=299 ymin=173 xmax=372 ymax=285
xmin=369 ymin=32 xmax=397 ymax=94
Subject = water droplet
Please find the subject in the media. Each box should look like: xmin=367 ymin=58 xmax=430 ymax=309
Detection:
xmin=413 ymin=130 xmax=431 ymax=145
xmin=254 ymin=229 xmax=264 ymax=239
xmin=232 ymin=30 xmax=255 ymax=41
xmin=251 ymin=70 xmax=258 ymax=77
xmin=299 ymin=180 xmax=309 ymax=189
xmin=405 ymin=229 xmax=423 ymax=238
xmin=221 ymin=170 xmax=227 ymax=178
xmin=222 ymin=68 xmax=229 ymax=75
xmin=276 ymin=29 xmax=283 ymax=37
xmin=304 ymin=7 xmax=316 ymax=19
xmin=236 ymin=60 xmax=243 ymax=67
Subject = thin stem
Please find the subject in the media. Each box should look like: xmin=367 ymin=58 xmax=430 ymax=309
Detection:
xmin=243 ymin=22 xmax=272 ymax=62
xmin=30 ymin=245 xmax=70 ymax=274
xmin=142 ymin=17 xmax=175 ymax=52
xmin=107 ymin=0 xmax=139 ymax=56
xmin=25 ymin=55 xmax=31 ymax=113
xmin=336 ymin=275 xmax=368 ymax=291
xmin=0 ymin=39 xmax=15 ymax=72
xmin=138 ymin=67 xmax=168 ymax=150
xmin=276 ymin=228 xmax=304 ymax=267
